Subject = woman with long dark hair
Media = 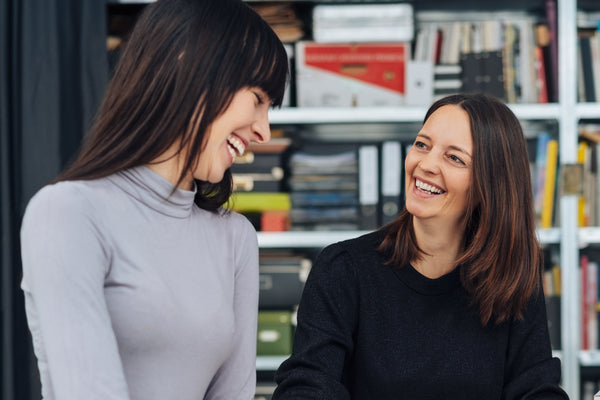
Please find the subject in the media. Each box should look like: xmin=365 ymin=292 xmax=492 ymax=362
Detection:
xmin=20 ymin=0 xmax=288 ymax=398
xmin=274 ymin=94 xmax=568 ymax=399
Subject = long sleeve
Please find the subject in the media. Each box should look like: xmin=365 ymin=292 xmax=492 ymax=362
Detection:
xmin=273 ymin=244 xmax=358 ymax=400
xmin=20 ymin=184 xmax=130 ymax=400
xmin=272 ymin=229 xmax=568 ymax=400
xmin=204 ymin=215 xmax=260 ymax=400
xmin=502 ymin=288 xmax=568 ymax=400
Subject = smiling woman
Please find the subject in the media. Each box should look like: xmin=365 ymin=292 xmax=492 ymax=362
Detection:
xmin=19 ymin=0 xmax=289 ymax=399
xmin=272 ymin=94 xmax=568 ymax=400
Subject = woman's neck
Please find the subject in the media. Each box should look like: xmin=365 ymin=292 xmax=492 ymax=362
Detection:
xmin=411 ymin=217 xmax=465 ymax=279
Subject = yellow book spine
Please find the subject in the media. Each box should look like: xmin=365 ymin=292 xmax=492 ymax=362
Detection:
xmin=229 ymin=192 xmax=291 ymax=212
xmin=552 ymin=264 xmax=561 ymax=296
xmin=577 ymin=141 xmax=589 ymax=227
xmin=541 ymin=139 xmax=558 ymax=229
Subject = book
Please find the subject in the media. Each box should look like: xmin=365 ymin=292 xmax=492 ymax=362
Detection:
xmin=229 ymin=192 xmax=291 ymax=213
xmin=534 ymin=46 xmax=549 ymax=103
xmin=312 ymin=3 xmax=413 ymax=43
xmin=534 ymin=132 xmax=551 ymax=222
xmin=433 ymin=64 xmax=463 ymax=99
xmin=545 ymin=0 xmax=559 ymax=102
xmin=540 ymin=139 xmax=559 ymax=228
xmin=503 ymin=23 xmax=518 ymax=103
xmin=295 ymin=42 xmax=409 ymax=107
xmin=579 ymin=34 xmax=596 ymax=102
xmin=545 ymin=295 xmax=561 ymax=350
xmin=577 ymin=140 xmax=593 ymax=227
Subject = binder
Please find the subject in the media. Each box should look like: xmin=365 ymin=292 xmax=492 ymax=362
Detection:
xmin=358 ymin=145 xmax=379 ymax=230
xmin=405 ymin=60 xmax=433 ymax=106
xmin=482 ymin=50 xmax=507 ymax=100
xmin=460 ymin=52 xmax=483 ymax=93
xmin=259 ymin=256 xmax=312 ymax=309
xmin=380 ymin=141 xmax=403 ymax=225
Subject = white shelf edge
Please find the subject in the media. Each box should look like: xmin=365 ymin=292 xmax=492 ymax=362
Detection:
xmin=269 ymin=104 xmax=561 ymax=125
xmin=269 ymin=107 xmax=426 ymax=124
xmin=537 ymin=228 xmax=561 ymax=245
xmin=258 ymin=230 xmax=370 ymax=248
xmin=577 ymin=103 xmax=600 ymax=119
xmin=579 ymin=350 xmax=600 ymax=367
xmin=259 ymin=228 xmax=558 ymax=248
xmin=579 ymin=227 xmax=600 ymax=247
xmin=256 ymin=355 xmax=288 ymax=371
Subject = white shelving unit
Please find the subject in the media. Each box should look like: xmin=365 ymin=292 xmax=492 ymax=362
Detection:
xmin=261 ymin=2 xmax=587 ymax=398
xmin=106 ymin=0 xmax=599 ymax=397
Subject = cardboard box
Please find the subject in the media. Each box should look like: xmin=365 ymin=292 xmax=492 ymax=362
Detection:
xmin=295 ymin=41 xmax=410 ymax=107
xmin=257 ymin=311 xmax=293 ymax=356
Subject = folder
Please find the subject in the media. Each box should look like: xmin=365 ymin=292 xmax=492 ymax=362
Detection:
xmin=359 ymin=145 xmax=379 ymax=230
xmin=380 ymin=141 xmax=403 ymax=225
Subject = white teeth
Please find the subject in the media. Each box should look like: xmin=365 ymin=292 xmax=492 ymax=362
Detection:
xmin=227 ymin=145 xmax=236 ymax=160
xmin=416 ymin=179 xmax=444 ymax=194
xmin=227 ymin=135 xmax=245 ymax=157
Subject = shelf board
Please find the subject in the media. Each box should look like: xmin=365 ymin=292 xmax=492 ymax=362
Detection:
xmin=579 ymin=227 xmax=600 ymax=247
xmin=259 ymin=228 xmax=559 ymax=248
xmin=269 ymin=104 xmax=561 ymax=125
xmin=258 ymin=230 xmax=370 ymax=248
xmin=256 ymin=355 xmax=288 ymax=371
xmin=269 ymin=106 xmax=426 ymax=124
xmin=579 ymin=351 xmax=600 ymax=367
xmin=577 ymin=103 xmax=600 ymax=119
xmin=537 ymin=228 xmax=561 ymax=245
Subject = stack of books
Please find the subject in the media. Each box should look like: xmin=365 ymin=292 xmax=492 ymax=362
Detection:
xmin=229 ymin=137 xmax=292 ymax=231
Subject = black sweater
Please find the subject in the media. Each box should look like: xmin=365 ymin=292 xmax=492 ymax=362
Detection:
xmin=273 ymin=229 xmax=568 ymax=400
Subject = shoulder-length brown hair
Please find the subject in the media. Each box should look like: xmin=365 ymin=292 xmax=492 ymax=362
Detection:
xmin=55 ymin=0 xmax=289 ymax=211
xmin=380 ymin=93 xmax=542 ymax=325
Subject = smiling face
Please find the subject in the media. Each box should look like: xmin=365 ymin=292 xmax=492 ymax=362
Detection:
xmin=193 ymin=87 xmax=272 ymax=183
xmin=404 ymin=104 xmax=473 ymax=229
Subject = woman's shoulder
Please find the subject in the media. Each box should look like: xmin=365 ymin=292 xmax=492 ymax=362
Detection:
xmin=23 ymin=178 xmax=116 ymax=225
xmin=203 ymin=209 xmax=257 ymax=239
xmin=315 ymin=228 xmax=388 ymax=273
xmin=328 ymin=228 xmax=387 ymax=260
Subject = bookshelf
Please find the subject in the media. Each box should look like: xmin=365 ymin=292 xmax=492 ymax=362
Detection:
xmin=105 ymin=0 xmax=592 ymax=398
xmin=576 ymin=0 xmax=600 ymax=397
xmin=262 ymin=1 xmax=582 ymax=398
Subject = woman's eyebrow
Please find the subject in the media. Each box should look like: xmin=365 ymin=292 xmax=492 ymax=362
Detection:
xmin=417 ymin=133 xmax=472 ymax=157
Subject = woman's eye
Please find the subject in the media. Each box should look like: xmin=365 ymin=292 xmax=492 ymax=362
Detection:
xmin=254 ymin=92 xmax=264 ymax=105
xmin=414 ymin=141 xmax=426 ymax=148
xmin=449 ymin=154 xmax=464 ymax=164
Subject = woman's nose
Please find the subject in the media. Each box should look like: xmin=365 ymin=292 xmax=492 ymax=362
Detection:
xmin=252 ymin=108 xmax=271 ymax=144
xmin=418 ymin=151 xmax=441 ymax=174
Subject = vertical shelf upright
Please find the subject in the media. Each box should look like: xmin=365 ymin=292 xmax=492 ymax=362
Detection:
xmin=558 ymin=0 xmax=580 ymax=398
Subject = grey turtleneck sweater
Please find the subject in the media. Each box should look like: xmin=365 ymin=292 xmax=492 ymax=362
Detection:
xmin=20 ymin=166 xmax=259 ymax=400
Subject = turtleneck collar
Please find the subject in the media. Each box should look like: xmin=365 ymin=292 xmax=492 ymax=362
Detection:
xmin=111 ymin=166 xmax=197 ymax=219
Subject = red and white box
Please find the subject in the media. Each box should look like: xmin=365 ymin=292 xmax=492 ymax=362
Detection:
xmin=295 ymin=41 xmax=410 ymax=107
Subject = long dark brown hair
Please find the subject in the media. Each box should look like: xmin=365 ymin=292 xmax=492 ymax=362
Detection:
xmin=55 ymin=0 xmax=289 ymax=211
xmin=380 ymin=93 xmax=542 ymax=325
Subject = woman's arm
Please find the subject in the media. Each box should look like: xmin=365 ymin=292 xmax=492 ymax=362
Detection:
xmin=273 ymin=245 xmax=359 ymax=400
xmin=204 ymin=215 xmax=260 ymax=400
xmin=502 ymin=287 xmax=569 ymax=399
xmin=20 ymin=184 xmax=130 ymax=400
